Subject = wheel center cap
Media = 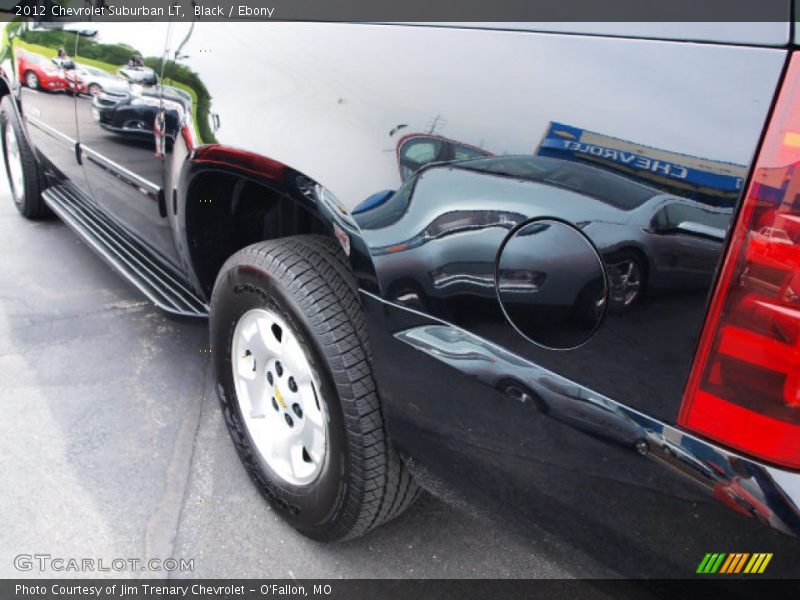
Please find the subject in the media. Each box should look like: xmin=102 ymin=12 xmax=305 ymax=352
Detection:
xmin=274 ymin=386 xmax=287 ymax=409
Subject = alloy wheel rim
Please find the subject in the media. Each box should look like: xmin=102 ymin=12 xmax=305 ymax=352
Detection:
xmin=231 ymin=308 xmax=327 ymax=486
xmin=4 ymin=124 xmax=24 ymax=203
xmin=619 ymin=261 xmax=642 ymax=306
xmin=26 ymin=73 xmax=37 ymax=88
xmin=611 ymin=260 xmax=641 ymax=307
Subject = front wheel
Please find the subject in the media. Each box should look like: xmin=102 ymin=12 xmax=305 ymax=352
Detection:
xmin=0 ymin=96 xmax=48 ymax=219
xmin=24 ymin=71 xmax=39 ymax=90
xmin=210 ymin=235 xmax=419 ymax=541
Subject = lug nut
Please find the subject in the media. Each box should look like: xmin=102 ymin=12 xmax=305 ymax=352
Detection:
xmin=284 ymin=413 xmax=294 ymax=428
xmin=288 ymin=377 xmax=297 ymax=393
xmin=292 ymin=403 xmax=303 ymax=419
xmin=275 ymin=362 xmax=283 ymax=377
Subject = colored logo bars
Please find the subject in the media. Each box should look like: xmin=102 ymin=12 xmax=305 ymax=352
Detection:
xmin=696 ymin=553 xmax=773 ymax=574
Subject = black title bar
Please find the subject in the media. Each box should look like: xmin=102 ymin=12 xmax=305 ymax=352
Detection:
xmin=1 ymin=0 xmax=794 ymax=22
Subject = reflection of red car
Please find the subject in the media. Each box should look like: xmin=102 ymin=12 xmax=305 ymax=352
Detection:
xmin=713 ymin=475 xmax=771 ymax=522
xmin=16 ymin=50 xmax=68 ymax=91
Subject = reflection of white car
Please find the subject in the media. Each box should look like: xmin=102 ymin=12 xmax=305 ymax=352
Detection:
xmin=661 ymin=439 xmax=716 ymax=479
xmin=75 ymin=64 xmax=125 ymax=97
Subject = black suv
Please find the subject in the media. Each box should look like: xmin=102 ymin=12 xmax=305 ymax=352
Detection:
xmin=2 ymin=19 xmax=799 ymax=577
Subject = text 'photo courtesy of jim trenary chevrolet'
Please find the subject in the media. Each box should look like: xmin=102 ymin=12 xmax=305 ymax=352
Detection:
xmin=1 ymin=1 xmax=800 ymax=598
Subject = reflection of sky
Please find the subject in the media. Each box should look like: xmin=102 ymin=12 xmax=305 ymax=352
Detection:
xmin=168 ymin=22 xmax=782 ymax=207
xmin=83 ymin=22 xmax=171 ymax=63
xmin=768 ymin=468 xmax=800 ymax=505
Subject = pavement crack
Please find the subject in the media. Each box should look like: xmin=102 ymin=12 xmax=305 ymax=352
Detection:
xmin=0 ymin=301 xmax=150 ymax=337
xmin=141 ymin=357 xmax=210 ymax=580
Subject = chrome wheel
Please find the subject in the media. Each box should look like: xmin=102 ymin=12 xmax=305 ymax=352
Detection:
xmin=25 ymin=72 xmax=38 ymax=89
xmin=4 ymin=123 xmax=25 ymax=203
xmin=610 ymin=259 xmax=642 ymax=307
xmin=231 ymin=308 xmax=327 ymax=486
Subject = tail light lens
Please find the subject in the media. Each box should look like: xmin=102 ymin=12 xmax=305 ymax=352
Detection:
xmin=679 ymin=53 xmax=800 ymax=469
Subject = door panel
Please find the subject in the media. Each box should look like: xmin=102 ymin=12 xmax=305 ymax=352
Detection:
xmin=161 ymin=23 xmax=785 ymax=422
xmin=74 ymin=23 xmax=176 ymax=265
xmin=11 ymin=24 xmax=89 ymax=197
xmin=339 ymin=28 xmax=784 ymax=424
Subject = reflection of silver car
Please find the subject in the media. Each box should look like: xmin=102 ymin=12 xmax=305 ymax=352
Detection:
xmin=458 ymin=156 xmax=733 ymax=310
xmin=661 ymin=439 xmax=716 ymax=480
xmin=359 ymin=156 xmax=732 ymax=313
xmin=75 ymin=64 xmax=124 ymax=97
xmin=584 ymin=193 xmax=732 ymax=310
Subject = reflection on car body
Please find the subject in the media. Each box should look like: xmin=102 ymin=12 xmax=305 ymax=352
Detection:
xmin=71 ymin=63 xmax=121 ymax=96
xmin=357 ymin=155 xmax=727 ymax=319
xmin=396 ymin=324 xmax=649 ymax=451
xmin=15 ymin=48 xmax=69 ymax=91
xmin=92 ymin=83 xmax=192 ymax=149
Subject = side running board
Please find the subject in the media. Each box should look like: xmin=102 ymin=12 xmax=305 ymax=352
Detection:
xmin=42 ymin=185 xmax=209 ymax=318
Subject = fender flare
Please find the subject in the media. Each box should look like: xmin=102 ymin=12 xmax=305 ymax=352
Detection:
xmin=172 ymin=144 xmax=381 ymax=299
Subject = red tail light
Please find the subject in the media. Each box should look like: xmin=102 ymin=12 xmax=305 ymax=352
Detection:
xmin=679 ymin=53 xmax=800 ymax=469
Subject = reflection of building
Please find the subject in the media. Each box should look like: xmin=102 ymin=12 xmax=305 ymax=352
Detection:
xmin=536 ymin=121 xmax=747 ymax=207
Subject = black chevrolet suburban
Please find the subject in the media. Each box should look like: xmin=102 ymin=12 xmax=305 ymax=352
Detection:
xmin=2 ymin=16 xmax=800 ymax=578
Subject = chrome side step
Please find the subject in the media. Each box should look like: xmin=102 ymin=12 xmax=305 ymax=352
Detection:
xmin=42 ymin=185 xmax=209 ymax=318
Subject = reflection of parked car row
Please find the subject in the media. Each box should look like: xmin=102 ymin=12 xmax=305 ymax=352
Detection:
xmin=15 ymin=47 xmax=193 ymax=151
xmin=15 ymin=48 xmax=164 ymax=101
xmin=16 ymin=48 xmax=121 ymax=97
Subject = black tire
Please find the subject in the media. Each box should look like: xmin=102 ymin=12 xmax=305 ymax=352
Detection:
xmin=210 ymin=234 xmax=419 ymax=541
xmin=0 ymin=96 xmax=48 ymax=219
xmin=24 ymin=71 xmax=39 ymax=90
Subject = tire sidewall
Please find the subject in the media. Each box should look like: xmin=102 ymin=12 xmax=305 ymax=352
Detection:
xmin=210 ymin=260 xmax=351 ymax=536
xmin=1 ymin=105 xmax=24 ymax=211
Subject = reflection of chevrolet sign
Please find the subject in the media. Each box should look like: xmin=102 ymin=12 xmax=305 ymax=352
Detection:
xmin=537 ymin=121 xmax=748 ymax=197
xmin=560 ymin=140 xmax=689 ymax=180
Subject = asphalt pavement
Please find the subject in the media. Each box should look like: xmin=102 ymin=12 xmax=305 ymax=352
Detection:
xmin=0 ymin=173 xmax=614 ymax=580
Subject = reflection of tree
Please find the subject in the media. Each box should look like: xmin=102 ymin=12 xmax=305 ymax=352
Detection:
xmin=20 ymin=29 xmax=136 ymax=65
xmin=2 ymin=21 xmax=25 ymax=64
xmin=144 ymin=57 xmax=216 ymax=144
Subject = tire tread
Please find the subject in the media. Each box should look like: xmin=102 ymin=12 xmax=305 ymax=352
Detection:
xmin=212 ymin=234 xmax=419 ymax=540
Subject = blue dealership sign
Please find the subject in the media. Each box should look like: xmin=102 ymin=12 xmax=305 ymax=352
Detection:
xmin=537 ymin=122 xmax=745 ymax=194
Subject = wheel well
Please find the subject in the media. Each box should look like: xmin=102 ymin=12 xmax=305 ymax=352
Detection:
xmin=185 ymin=171 xmax=329 ymax=297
